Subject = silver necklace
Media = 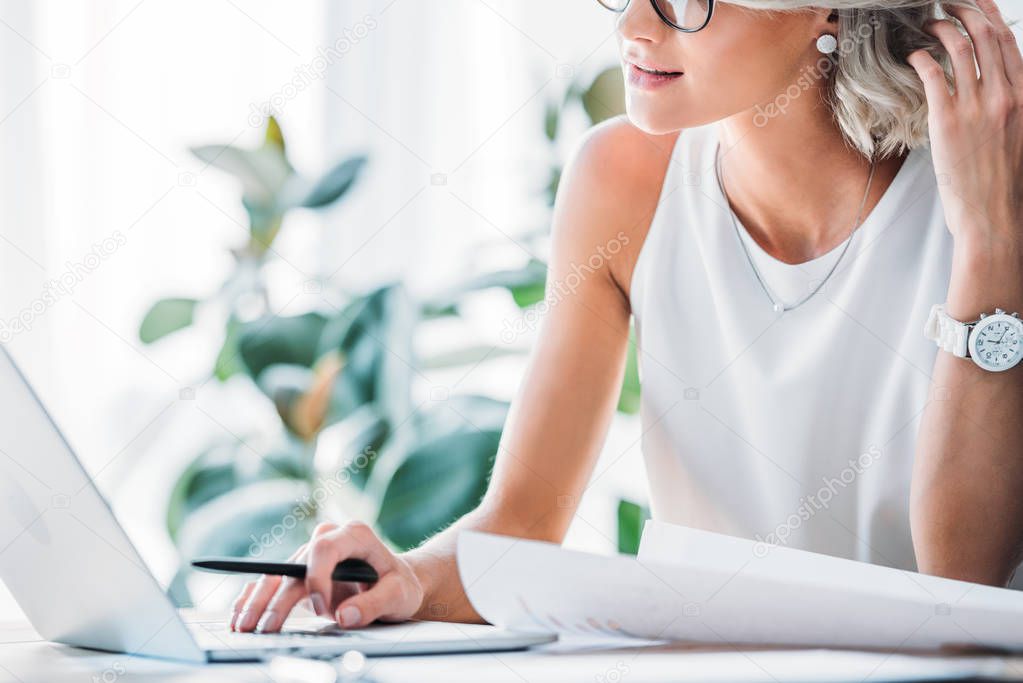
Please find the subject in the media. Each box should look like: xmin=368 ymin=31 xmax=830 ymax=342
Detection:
xmin=713 ymin=142 xmax=877 ymax=313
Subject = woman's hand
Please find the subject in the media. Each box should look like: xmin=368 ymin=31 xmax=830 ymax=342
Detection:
xmin=230 ymin=521 xmax=424 ymax=633
xmin=907 ymin=0 xmax=1023 ymax=587
xmin=907 ymin=0 xmax=1023 ymax=244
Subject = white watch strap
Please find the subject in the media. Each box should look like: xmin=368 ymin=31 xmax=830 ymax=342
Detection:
xmin=923 ymin=304 xmax=970 ymax=358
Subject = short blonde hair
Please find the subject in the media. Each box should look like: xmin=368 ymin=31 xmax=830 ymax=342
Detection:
xmin=730 ymin=0 xmax=990 ymax=160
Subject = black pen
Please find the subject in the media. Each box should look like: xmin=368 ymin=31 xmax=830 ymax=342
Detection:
xmin=191 ymin=557 xmax=379 ymax=584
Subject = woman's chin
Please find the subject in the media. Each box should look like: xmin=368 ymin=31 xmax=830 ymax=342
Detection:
xmin=624 ymin=107 xmax=689 ymax=136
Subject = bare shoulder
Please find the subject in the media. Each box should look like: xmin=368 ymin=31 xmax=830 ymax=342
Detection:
xmin=553 ymin=115 xmax=680 ymax=303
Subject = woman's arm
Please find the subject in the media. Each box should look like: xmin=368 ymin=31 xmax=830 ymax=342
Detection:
xmin=233 ymin=118 xmax=672 ymax=631
xmin=908 ymin=0 xmax=1023 ymax=586
xmin=404 ymin=120 xmax=670 ymax=621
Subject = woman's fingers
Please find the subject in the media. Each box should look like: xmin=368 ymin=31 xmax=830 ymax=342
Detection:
xmin=302 ymin=521 xmax=341 ymax=614
xmin=925 ymin=17 xmax=981 ymax=97
xmin=908 ymin=48 xmax=954 ymax=113
xmin=231 ymin=541 xmax=309 ymax=632
xmin=255 ymin=577 xmax=306 ymax=633
xmin=977 ymin=0 xmax=1023 ymax=87
xmin=255 ymin=576 xmax=359 ymax=633
xmin=230 ymin=520 xmax=419 ymax=633
xmin=334 ymin=575 xmax=410 ymax=629
xmin=304 ymin=532 xmax=355 ymax=616
xmin=943 ymin=2 xmax=1010 ymax=90
xmin=229 ymin=580 xmax=257 ymax=631
xmin=235 ymin=574 xmax=282 ymax=632
xmin=304 ymin=522 xmax=395 ymax=617
xmin=311 ymin=521 xmax=339 ymax=538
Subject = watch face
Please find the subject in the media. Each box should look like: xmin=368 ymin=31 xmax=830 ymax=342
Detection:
xmin=969 ymin=314 xmax=1023 ymax=372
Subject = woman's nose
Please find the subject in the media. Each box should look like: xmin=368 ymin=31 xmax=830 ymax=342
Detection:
xmin=617 ymin=0 xmax=670 ymax=44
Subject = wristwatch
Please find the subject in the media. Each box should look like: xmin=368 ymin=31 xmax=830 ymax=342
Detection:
xmin=924 ymin=304 xmax=1023 ymax=372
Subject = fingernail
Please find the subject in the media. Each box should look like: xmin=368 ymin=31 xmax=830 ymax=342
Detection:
xmin=256 ymin=610 xmax=279 ymax=633
xmin=237 ymin=610 xmax=256 ymax=631
xmin=339 ymin=605 xmax=362 ymax=628
xmin=229 ymin=612 xmax=239 ymax=631
xmin=310 ymin=592 xmax=327 ymax=616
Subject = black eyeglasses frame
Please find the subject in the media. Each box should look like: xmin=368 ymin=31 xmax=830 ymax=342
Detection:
xmin=598 ymin=0 xmax=716 ymax=33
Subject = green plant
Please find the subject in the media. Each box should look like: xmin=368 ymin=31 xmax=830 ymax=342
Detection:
xmin=144 ymin=66 xmax=642 ymax=597
xmin=616 ymin=498 xmax=651 ymax=555
xmin=143 ymin=119 xmax=513 ymax=581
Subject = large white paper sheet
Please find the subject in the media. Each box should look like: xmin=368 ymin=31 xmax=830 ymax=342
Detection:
xmin=457 ymin=522 xmax=1023 ymax=651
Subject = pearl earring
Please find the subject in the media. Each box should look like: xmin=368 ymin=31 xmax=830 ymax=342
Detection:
xmin=816 ymin=33 xmax=838 ymax=54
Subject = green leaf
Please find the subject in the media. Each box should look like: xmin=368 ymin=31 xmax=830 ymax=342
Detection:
xmin=213 ymin=317 xmax=245 ymax=381
xmin=299 ymin=156 xmax=367 ymax=209
xmin=190 ymin=144 xmax=292 ymax=205
xmin=237 ymin=312 xmax=328 ymax=380
xmin=260 ymin=441 xmax=316 ymax=481
xmin=511 ymin=281 xmax=546 ymax=308
xmin=139 ymin=298 xmax=198 ymax=344
xmin=242 ymin=196 xmax=284 ymax=252
xmin=581 ymin=66 xmax=626 ymax=126
xmin=316 ymin=405 xmax=390 ymax=491
xmin=166 ymin=442 xmax=245 ymax=541
xmin=165 ymin=439 xmax=310 ymax=540
xmin=616 ymin=498 xmax=650 ymax=555
xmin=459 ymin=259 xmax=548 ymax=309
xmin=168 ymin=437 xmax=316 ymax=550
xmin=264 ymin=115 xmax=286 ymax=154
xmin=257 ymin=363 xmax=315 ymax=427
xmin=545 ymin=166 xmax=561 ymax=207
xmin=422 ymin=260 xmax=548 ymax=319
xmin=372 ymin=286 xmax=417 ymax=424
xmin=543 ymin=101 xmax=559 ymax=142
xmin=563 ymin=81 xmax=583 ymax=105
xmin=319 ymin=285 xmax=416 ymax=427
xmin=371 ymin=396 xmax=508 ymax=550
xmin=420 ymin=301 xmax=459 ymax=320
xmin=617 ymin=326 xmax=641 ymax=414
xmin=343 ymin=416 xmax=389 ymax=490
xmin=175 ymin=479 xmax=316 ymax=560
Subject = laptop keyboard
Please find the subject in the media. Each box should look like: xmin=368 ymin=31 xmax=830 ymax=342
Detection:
xmin=191 ymin=623 xmax=356 ymax=648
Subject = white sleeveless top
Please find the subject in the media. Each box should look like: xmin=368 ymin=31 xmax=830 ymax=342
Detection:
xmin=630 ymin=122 xmax=952 ymax=572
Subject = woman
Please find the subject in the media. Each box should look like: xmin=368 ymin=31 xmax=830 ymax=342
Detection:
xmin=233 ymin=0 xmax=1023 ymax=634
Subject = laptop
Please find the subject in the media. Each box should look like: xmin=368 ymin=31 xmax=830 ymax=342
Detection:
xmin=0 ymin=346 xmax=556 ymax=662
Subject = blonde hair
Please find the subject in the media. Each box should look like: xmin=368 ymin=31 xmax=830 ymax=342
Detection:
xmin=730 ymin=0 xmax=991 ymax=160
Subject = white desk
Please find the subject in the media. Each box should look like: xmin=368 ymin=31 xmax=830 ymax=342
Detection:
xmin=3 ymin=621 xmax=1023 ymax=683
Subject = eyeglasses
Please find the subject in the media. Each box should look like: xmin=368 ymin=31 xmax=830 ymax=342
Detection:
xmin=597 ymin=0 xmax=715 ymax=33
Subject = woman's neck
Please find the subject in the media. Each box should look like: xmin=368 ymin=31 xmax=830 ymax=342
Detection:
xmin=716 ymin=104 xmax=909 ymax=266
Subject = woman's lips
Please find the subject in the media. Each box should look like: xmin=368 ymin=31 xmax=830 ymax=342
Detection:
xmin=626 ymin=62 xmax=684 ymax=89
